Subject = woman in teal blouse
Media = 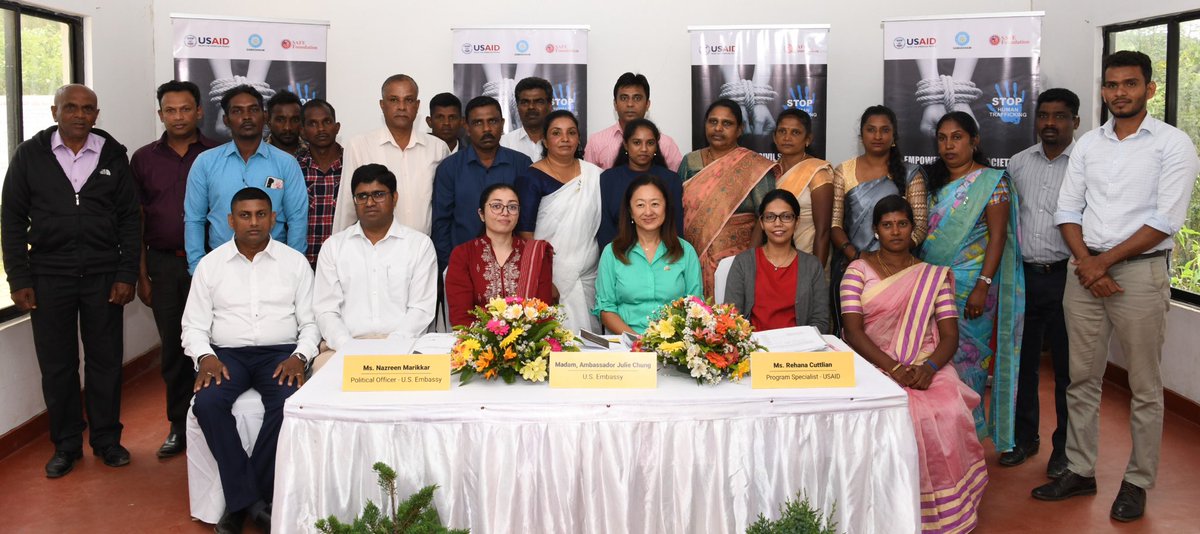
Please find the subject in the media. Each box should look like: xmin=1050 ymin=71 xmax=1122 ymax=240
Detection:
xmin=594 ymin=174 xmax=703 ymax=334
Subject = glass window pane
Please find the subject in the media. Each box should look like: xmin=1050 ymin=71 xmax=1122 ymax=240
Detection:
xmin=1172 ymin=20 xmax=1200 ymax=294
xmin=20 ymin=15 xmax=71 ymax=142
xmin=1110 ymin=25 xmax=1168 ymax=121
xmin=0 ymin=9 xmax=13 ymax=311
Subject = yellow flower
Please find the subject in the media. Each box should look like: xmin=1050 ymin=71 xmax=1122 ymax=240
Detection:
xmin=653 ymin=320 xmax=676 ymax=339
xmin=659 ymin=341 xmax=685 ymax=353
xmin=520 ymin=357 xmax=549 ymax=382
xmin=500 ymin=327 xmax=524 ymax=348
xmin=459 ymin=338 xmax=481 ymax=353
xmin=487 ymin=298 xmax=507 ymax=315
xmin=733 ymin=359 xmax=751 ymax=381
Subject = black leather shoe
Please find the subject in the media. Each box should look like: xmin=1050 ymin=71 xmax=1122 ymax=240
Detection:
xmin=1031 ymin=471 xmax=1097 ymax=501
xmin=215 ymin=509 xmax=246 ymax=534
xmin=93 ymin=444 xmax=131 ymax=467
xmin=45 ymin=450 xmax=83 ymax=478
xmin=998 ymin=441 xmax=1040 ymax=467
xmin=1046 ymin=451 xmax=1069 ymax=479
xmin=1110 ymin=481 xmax=1146 ymax=522
xmin=248 ymin=501 xmax=271 ymax=532
xmin=157 ymin=431 xmax=186 ymax=459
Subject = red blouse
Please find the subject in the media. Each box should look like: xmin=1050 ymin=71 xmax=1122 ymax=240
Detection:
xmin=749 ymin=248 xmax=799 ymax=331
xmin=445 ymin=236 xmax=555 ymax=327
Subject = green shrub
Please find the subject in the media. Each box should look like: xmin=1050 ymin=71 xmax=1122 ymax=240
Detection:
xmin=746 ymin=492 xmax=839 ymax=534
xmin=314 ymin=462 xmax=468 ymax=534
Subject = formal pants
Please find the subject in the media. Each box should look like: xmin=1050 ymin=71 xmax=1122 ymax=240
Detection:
xmin=1015 ymin=264 xmax=1070 ymax=454
xmin=1063 ymin=256 xmax=1169 ymax=488
xmin=192 ymin=344 xmax=298 ymax=512
xmin=145 ymin=248 xmax=195 ymax=433
xmin=30 ymin=273 xmax=124 ymax=453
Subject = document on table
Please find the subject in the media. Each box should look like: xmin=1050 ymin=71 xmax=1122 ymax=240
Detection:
xmin=751 ymin=326 xmax=830 ymax=352
xmin=413 ymin=333 xmax=457 ymax=354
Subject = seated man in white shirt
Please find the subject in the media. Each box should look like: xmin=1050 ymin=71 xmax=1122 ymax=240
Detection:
xmin=312 ymin=163 xmax=438 ymax=373
xmin=181 ymin=187 xmax=319 ymax=533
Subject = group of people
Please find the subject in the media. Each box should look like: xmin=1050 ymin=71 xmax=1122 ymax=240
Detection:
xmin=2 ymin=48 xmax=1196 ymax=533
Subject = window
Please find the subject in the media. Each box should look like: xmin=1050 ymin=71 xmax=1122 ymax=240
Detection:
xmin=0 ymin=2 xmax=83 ymax=322
xmin=1105 ymin=11 xmax=1200 ymax=305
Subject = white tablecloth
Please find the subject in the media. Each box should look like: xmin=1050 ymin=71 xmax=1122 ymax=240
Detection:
xmin=273 ymin=336 xmax=920 ymax=533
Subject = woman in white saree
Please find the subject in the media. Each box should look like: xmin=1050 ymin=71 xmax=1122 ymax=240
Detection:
xmin=516 ymin=110 xmax=603 ymax=332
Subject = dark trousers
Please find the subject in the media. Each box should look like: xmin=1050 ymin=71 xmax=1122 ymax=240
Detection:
xmin=146 ymin=248 xmax=195 ymax=432
xmin=30 ymin=273 xmax=124 ymax=453
xmin=192 ymin=344 xmax=298 ymax=513
xmin=1016 ymin=264 xmax=1071 ymax=454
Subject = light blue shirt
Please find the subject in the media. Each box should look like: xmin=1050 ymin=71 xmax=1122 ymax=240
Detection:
xmin=1008 ymin=142 xmax=1073 ymax=263
xmin=1054 ymin=115 xmax=1200 ymax=252
xmin=594 ymin=239 xmax=703 ymax=333
xmin=184 ymin=140 xmax=307 ymax=273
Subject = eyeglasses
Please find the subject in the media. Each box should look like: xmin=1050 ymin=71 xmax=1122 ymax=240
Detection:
xmin=760 ymin=213 xmax=797 ymax=224
xmin=487 ymin=202 xmax=521 ymax=214
xmin=353 ymin=191 xmax=391 ymax=205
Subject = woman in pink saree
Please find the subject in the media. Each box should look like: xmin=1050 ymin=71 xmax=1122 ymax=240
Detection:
xmin=840 ymin=195 xmax=986 ymax=533
xmin=680 ymin=99 xmax=779 ymax=297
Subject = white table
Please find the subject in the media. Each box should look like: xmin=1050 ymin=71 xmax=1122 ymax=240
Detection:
xmin=272 ymin=336 xmax=920 ymax=533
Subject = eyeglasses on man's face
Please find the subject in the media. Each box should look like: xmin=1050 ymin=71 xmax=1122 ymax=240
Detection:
xmin=353 ymin=191 xmax=391 ymax=205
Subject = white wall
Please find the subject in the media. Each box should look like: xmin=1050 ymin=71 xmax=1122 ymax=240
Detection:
xmin=0 ymin=0 xmax=160 ymax=438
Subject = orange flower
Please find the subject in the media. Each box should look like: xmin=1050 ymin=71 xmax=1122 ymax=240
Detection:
xmin=474 ymin=348 xmax=495 ymax=372
xmin=484 ymin=369 xmax=498 ymax=380
xmin=706 ymin=352 xmax=730 ymax=369
xmin=726 ymin=348 xmax=740 ymax=366
xmin=715 ymin=314 xmax=736 ymax=336
xmin=503 ymin=346 xmax=517 ymax=361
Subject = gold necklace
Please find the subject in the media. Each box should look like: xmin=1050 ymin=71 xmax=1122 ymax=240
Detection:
xmin=876 ymin=252 xmax=912 ymax=278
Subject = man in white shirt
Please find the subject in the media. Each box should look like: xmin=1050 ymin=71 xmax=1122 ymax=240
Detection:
xmin=583 ymin=72 xmax=683 ymax=171
xmin=1034 ymin=51 xmax=1200 ymax=523
xmin=500 ymin=76 xmax=551 ymax=162
xmin=182 ymin=187 xmax=319 ymax=533
xmin=332 ymin=74 xmax=449 ymax=235
xmin=313 ymin=164 xmax=438 ymax=372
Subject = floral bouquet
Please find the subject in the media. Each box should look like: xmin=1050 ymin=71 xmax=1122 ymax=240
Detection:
xmin=634 ymin=296 xmax=764 ymax=385
xmin=450 ymin=297 xmax=580 ymax=384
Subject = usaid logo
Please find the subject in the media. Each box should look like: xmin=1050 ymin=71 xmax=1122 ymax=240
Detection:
xmin=248 ymin=34 xmax=264 ymax=48
xmin=955 ymin=32 xmax=970 ymax=46
xmin=895 ymin=36 xmax=937 ymax=49
xmin=461 ymin=43 xmax=500 ymax=54
xmin=516 ymin=39 xmax=529 ymax=53
xmin=701 ymin=44 xmax=736 ymax=55
xmin=188 ymin=35 xmax=230 ymax=48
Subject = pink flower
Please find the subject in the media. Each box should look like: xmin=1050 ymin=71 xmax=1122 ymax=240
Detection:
xmin=547 ymin=338 xmax=562 ymax=352
xmin=689 ymin=296 xmax=713 ymax=313
xmin=486 ymin=319 xmax=510 ymax=336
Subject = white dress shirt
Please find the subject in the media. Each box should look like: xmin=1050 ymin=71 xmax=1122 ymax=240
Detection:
xmin=1009 ymin=142 xmax=1073 ymax=264
xmin=333 ymin=127 xmax=449 ymax=235
xmin=500 ymin=127 xmax=544 ymax=162
xmin=181 ymin=239 xmax=320 ymax=365
xmin=1055 ymin=114 xmax=1200 ymax=252
xmin=314 ymin=219 xmax=438 ymax=350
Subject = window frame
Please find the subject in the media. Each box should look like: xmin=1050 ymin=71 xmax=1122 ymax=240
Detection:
xmin=0 ymin=1 xmax=84 ymax=323
xmin=1103 ymin=10 xmax=1200 ymax=307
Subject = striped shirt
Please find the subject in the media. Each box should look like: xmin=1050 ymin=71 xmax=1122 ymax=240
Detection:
xmin=840 ymin=262 xmax=956 ymax=322
xmin=1054 ymin=115 xmax=1200 ymax=252
xmin=1008 ymin=142 xmax=1072 ymax=264
xmin=583 ymin=122 xmax=684 ymax=172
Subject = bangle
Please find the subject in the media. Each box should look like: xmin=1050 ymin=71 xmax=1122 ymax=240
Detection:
xmin=925 ymin=360 xmax=940 ymax=371
xmin=977 ymin=274 xmax=993 ymax=286
xmin=890 ymin=363 xmax=902 ymax=373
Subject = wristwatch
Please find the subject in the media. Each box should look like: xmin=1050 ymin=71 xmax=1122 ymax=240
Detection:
xmin=977 ymin=275 xmax=993 ymax=286
xmin=293 ymin=353 xmax=310 ymax=366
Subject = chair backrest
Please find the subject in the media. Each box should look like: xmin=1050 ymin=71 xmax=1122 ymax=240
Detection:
xmin=714 ymin=255 xmax=736 ymax=304
xmin=439 ymin=267 xmax=450 ymax=332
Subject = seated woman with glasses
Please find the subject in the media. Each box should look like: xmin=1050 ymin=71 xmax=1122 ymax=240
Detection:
xmin=445 ymin=183 xmax=555 ymax=327
xmin=724 ymin=189 xmax=830 ymax=333
xmin=594 ymin=174 xmax=702 ymax=335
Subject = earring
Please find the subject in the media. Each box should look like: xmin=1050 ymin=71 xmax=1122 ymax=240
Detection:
xmin=874 ymin=233 xmax=879 ymax=240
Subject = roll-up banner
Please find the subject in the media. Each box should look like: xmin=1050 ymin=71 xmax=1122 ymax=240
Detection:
xmin=452 ymin=26 xmax=589 ymax=135
xmin=883 ymin=12 xmax=1043 ymax=167
xmin=689 ymin=26 xmax=830 ymax=160
xmin=172 ymin=14 xmax=329 ymax=142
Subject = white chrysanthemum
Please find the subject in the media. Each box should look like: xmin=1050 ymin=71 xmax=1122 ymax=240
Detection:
xmin=503 ymin=304 xmax=521 ymax=320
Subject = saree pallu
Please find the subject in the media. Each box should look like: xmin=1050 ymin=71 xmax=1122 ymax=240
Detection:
xmin=681 ymin=147 xmax=778 ymax=298
xmin=777 ymin=158 xmax=832 ymax=256
xmin=847 ymin=261 xmax=987 ymax=533
xmin=919 ymin=167 xmax=1024 ymax=452
xmin=534 ymin=162 xmax=603 ymax=333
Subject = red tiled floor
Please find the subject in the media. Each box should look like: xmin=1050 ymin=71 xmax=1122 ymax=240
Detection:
xmin=0 ymin=355 xmax=1197 ymax=533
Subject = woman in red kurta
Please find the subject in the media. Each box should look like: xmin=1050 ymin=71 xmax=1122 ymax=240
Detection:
xmin=446 ymin=183 xmax=555 ymax=327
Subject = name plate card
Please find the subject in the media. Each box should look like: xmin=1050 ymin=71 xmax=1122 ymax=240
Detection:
xmin=750 ymin=352 xmax=856 ymax=389
xmin=550 ymin=352 xmax=657 ymax=389
xmin=342 ymin=355 xmax=452 ymax=391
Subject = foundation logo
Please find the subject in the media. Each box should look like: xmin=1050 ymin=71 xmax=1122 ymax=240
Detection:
xmin=544 ymin=43 xmax=580 ymax=54
xmin=248 ymin=34 xmax=264 ymax=49
xmin=516 ymin=39 xmax=530 ymax=54
xmin=955 ymin=32 xmax=971 ymax=46
xmin=281 ymin=39 xmax=292 ymax=49
xmin=280 ymin=39 xmax=318 ymax=51
xmin=185 ymin=35 xmax=230 ymax=48
xmin=893 ymin=36 xmax=937 ymax=49
xmin=989 ymin=34 xmax=1031 ymax=46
